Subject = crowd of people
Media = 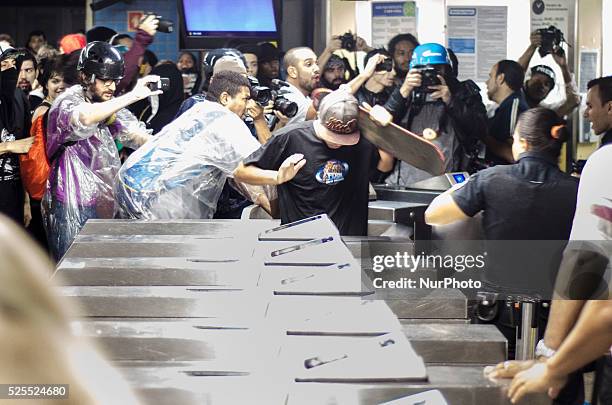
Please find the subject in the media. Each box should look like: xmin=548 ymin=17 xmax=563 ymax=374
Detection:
xmin=0 ymin=17 xmax=610 ymax=404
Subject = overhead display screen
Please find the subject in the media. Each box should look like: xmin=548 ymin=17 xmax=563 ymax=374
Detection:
xmin=182 ymin=0 xmax=277 ymax=37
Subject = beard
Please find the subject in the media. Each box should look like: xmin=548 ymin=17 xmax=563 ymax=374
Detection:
xmin=18 ymin=81 xmax=32 ymax=93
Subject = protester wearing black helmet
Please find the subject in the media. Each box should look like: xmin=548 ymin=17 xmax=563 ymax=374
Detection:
xmin=42 ymin=41 xmax=160 ymax=260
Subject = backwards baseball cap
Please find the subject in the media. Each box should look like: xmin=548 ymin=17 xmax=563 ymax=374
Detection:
xmin=315 ymin=89 xmax=360 ymax=146
xmin=531 ymin=65 xmax=556 ymax=87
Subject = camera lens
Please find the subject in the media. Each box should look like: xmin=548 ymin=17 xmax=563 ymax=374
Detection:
xmin=251 ymin=86 xmax=272 ymax=106
xmin=274 ymin=97 xmax=298 ymax=118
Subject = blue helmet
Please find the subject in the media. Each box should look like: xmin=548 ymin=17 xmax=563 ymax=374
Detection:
xmin=409 ymin=43 xmax=450 ymax=69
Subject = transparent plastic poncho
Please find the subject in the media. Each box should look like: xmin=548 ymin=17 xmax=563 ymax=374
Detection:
xmin=42 ymin=85 xmax=150 ymax=261
xmin=115 ymin=100 xmax=267 ymax=220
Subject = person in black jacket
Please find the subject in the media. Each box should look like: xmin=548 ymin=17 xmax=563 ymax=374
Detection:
xmin=372 ymin=43 xmax=488 ymax=185
xmin=0 ymin=43 xmax=33 ymax=225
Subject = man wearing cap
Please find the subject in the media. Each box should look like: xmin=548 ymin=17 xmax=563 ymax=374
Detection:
xmin=517 ymin=31 xmax=580 ymax=117
xmin=234 ymin=90 xmax=394 ymax=235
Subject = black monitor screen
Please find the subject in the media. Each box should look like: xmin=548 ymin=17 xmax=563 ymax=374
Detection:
xmin=182 ymin=0 xmax=277 ymax=37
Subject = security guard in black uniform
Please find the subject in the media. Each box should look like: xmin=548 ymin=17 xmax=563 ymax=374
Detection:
xmin=425 ymin=107 xmax=583 ymax=404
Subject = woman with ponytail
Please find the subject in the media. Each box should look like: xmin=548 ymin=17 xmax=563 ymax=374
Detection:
xmin=424 ymin=108 xmax=581 ymax=374
xmin=425 ymin=107 xmax=578 ymax=240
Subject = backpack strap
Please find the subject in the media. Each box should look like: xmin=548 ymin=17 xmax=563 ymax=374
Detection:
xmin=49 ymin=140 xmax=77 ymax=165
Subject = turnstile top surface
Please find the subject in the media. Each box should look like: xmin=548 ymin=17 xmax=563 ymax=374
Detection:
xmin=79 ymin=219 xmax=278 ymax=236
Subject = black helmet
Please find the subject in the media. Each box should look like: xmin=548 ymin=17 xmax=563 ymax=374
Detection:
xmin=77 ymin=41 xmax=124 ymax=80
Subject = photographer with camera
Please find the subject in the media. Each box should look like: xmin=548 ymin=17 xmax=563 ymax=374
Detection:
xmin=318 ymin=33 xmax=372 ymax=85
xmin=42 ymin=41 xmax=159 ymax=261
xmin=115 ymin=70 xmax=271 ymax=220
xmin=517 ymin=28 xmax=580 ymax=117
xmin=370 ymin=43 xmax=488 ymax=185
xmin=342 ymin=49 xmax=396 ymax=108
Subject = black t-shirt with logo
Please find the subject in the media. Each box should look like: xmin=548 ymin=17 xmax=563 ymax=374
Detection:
xmin=243 ymin=121 xmax=380 ymax=236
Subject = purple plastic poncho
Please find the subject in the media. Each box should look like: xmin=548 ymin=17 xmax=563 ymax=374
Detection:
xmin=42 ymin=84 xmax=150 ymax=261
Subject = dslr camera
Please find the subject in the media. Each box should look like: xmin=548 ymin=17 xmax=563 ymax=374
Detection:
xmin=248 ymin=76 xmax=273 ymax=106
xmin=339 ymin=31 xmax=356 ymax=52
xmin=536 ymin=25 xmax=566 ymax=57
xmin=248 ymin=77 xmax=298 ymax=118
xmin=375 ymin=58 xmax=393 ymax=72
xmin=412 ymin=67 xmax=441 ymax=105
xmin=143 ymin=13 xmax=174 ymax=33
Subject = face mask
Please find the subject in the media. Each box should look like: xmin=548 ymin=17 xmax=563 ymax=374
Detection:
xmin=182 ymin=73 xmax=197 ymax=93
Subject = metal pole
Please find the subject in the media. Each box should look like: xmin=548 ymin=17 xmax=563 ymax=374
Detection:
xmin=515 ymin=301 xmax=538 ymax=360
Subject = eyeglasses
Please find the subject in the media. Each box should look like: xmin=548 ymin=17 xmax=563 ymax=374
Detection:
xmin=99 ymin=78 xmax=120 ymax=86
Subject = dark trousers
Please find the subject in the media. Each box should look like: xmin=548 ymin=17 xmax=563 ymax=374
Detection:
xmin=471 ymin=300 xmax=584 ymax=405
xmin=0 ymin=179 xmax=24 ymax=225
xmin=27 ymin=198 xmax=48 ymax=251
xmin=594 ymin=354 xmax=612 ymax=405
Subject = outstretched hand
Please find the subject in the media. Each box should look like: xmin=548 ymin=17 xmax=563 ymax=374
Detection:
xmin=276 ymin=153 xmax=306 ymax=184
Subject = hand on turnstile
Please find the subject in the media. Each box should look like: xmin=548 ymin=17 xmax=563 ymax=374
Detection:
xmin=484 ymin=359 xmax=537 ymax=379
xmin=507 ymin=362 xmax=568 ymax=403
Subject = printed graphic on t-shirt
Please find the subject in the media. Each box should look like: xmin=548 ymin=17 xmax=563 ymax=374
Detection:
xmin=0 ymin=128 xmax=17 ymax=177
xmin=592 ymin=200 xmax=612 ymax=239
xmin=315 ymin=159 xmax=349 ymax=185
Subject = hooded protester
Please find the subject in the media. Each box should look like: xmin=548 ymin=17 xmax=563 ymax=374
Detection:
xmin=135 ymin=62 xmax=184 ymax=134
